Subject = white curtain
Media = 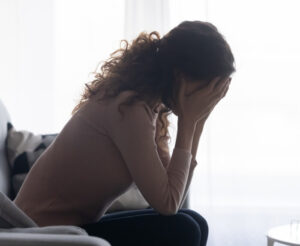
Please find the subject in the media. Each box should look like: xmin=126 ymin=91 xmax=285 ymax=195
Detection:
xmin=0 ymin=0 xmax=55 ymax=134
xmin=167 ymin=1 xmax=300 ymax=246
xmin=0 ymin=0 xmax=125 ymax=133
xmin=124 ymin=0 xmax=170 ymax=40
xmin=1 ymin=0 xmax=300 ymax=245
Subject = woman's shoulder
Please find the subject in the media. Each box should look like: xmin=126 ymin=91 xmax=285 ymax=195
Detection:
xmin=72 ymin=90 xmax=159 ymax=137
xmin=73 ymin=90 xmax=158 ymax=133
xmin=89 ymin=89 xmax=136 ymax=105
xmin=92 ymin=90 xmax=158 ymax=118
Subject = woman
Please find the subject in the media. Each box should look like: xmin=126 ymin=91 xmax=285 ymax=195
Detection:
xmin=14 ymin=20 xmax=235 ymax=246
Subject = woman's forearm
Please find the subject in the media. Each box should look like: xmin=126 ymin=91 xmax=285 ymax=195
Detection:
xmin=191 ymin=118 xmax=206 ymax=161
xmin=178 ymin=118 xmax=206 ymax=209
xmin=156 ymin=115 xmax=206 ymax=167
xmin=175 ymin=117 xmax=196 ymax=152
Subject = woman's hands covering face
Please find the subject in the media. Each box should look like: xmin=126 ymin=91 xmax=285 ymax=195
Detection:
xmin=175 ymin=75 xmax=231 ymax=123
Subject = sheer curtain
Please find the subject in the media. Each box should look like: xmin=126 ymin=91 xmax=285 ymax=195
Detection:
xmin=0 ymin=0 xmax=125 ymax=134
xmin=167 ymin=1 xmax=300 ymax=246
xmin=1 ymin=0 xmax=300 ymax=245
xmin=0 ymin=0 xmax=55 ymax=134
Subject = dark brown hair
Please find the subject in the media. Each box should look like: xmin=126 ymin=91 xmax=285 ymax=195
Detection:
xmin=72 ymin=20 xmax=236 ymax=150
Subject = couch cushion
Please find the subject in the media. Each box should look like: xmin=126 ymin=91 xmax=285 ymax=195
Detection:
xmin=0 ymin=100 xmax=11 ymax=196
xmin=0 ymin=232 xmax=111 ymax=246
xmin=0 ymin=225 xmax=88 ymax=235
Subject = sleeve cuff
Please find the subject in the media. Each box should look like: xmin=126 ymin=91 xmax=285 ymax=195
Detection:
xmin=173 ymin=147 xmax=198 ymax=168
xmin=173 ymin=146 xmax=192 ymax=155
xmin=172 ymin=147 xmax=193 ymax=165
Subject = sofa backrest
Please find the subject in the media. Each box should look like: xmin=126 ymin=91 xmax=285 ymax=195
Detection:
xmin=0 ymin=100 xmax=11 ymax=196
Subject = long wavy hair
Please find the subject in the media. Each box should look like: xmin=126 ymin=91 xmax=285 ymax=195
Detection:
xmin=72 ymin=20 xmax=236 ymax=151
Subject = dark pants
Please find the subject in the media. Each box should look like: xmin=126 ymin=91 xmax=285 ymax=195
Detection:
xmin=79 ymin=208 xmax=209 ymax=246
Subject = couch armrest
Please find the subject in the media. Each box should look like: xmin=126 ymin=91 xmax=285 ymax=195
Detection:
xmin=0 ymin=232 xmax=111 ymax=246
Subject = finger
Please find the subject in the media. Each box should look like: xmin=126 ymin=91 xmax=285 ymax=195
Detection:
xmin=179 ymin=80 xmax=186 ymax=98
xmin=217 ymin=82 xmax=230 ymax=101
xmin=210 ymin=80 xmax=231 ymax=108
xmin=214 ymin=77 xmax=230 ymax=94
xmin=215 ymin=76 xmax=230 ymax=90
xmin=207 ymin=76 xmax=223 ymax=91
xmin=211 ymin=80 xmax=230 ymax=102
xmin=176 ymin=80 xmax=186 ymax=108
xmin=221 ymin=83 xmax=230 ymax=98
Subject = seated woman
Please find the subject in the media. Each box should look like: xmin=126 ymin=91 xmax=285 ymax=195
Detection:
xmin=14 ymin=20 xmax=235 ymax=246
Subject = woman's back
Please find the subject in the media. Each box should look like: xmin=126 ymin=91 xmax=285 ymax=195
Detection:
xmin=14 ymin=90 xmax=193 ymax=227
xmin=13 ymin=91 xmax=150 ymax=226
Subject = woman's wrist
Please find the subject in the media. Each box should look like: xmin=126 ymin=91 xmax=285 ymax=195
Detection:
xmin=175 ymin=117 xmax=196 ymax=152
xmin=178 ymin=116 xmax=197 ymax=128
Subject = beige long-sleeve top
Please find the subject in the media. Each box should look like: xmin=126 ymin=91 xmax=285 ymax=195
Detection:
xmin=14 ymin=90 xmax=197 ymax=227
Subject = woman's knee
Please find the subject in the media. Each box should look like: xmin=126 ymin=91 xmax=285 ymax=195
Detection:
xmin=179 ymin=209 xmax=209 ymax=228
xmin=178 ymin=208 xmax=209 ymax=242
xmin=163 ymin=212 xmax=201 ymax=245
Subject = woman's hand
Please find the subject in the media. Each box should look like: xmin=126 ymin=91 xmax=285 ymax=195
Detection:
xmin=175 ymin=75 xmax=231 ymax=124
